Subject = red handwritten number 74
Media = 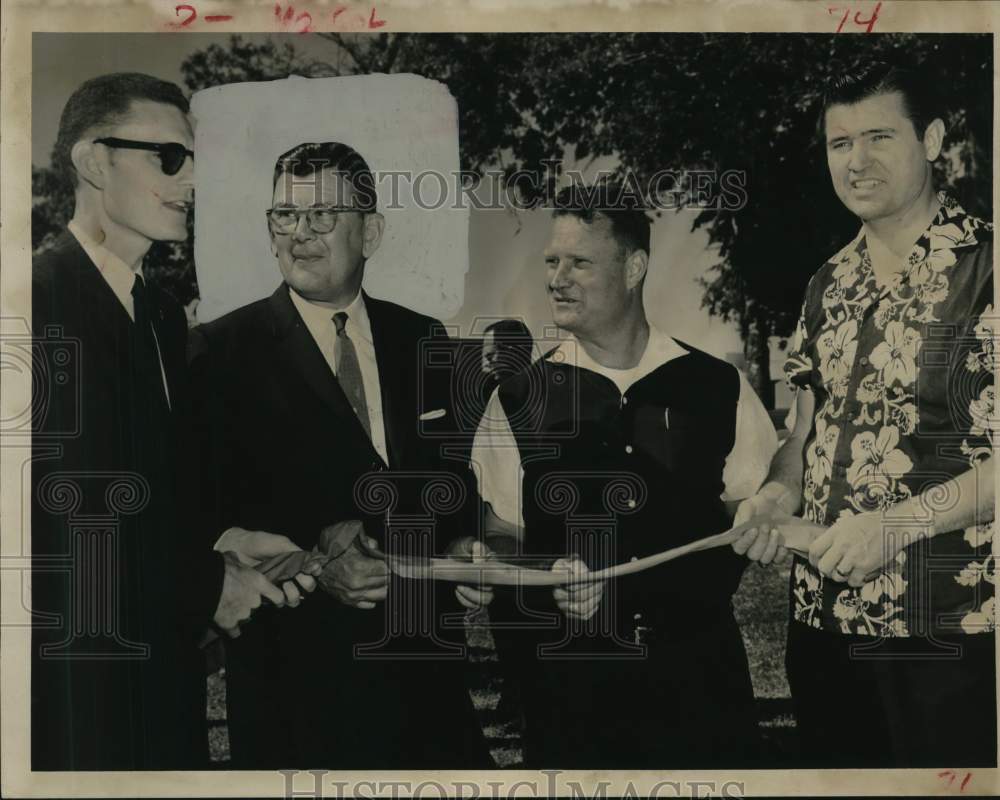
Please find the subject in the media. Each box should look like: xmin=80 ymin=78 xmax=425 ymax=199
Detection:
xmin=829 ymin=2 xmax=881 ymax=33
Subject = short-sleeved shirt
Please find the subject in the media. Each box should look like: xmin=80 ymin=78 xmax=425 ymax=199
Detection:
xmin=784 ymin=194 xmax=994 ymax=637
xmin=473 ymin=325 xmax=779 ymax=528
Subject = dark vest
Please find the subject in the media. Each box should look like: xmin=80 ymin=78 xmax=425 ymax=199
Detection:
xmin=498 ymin=341 xmax=747 ymax=634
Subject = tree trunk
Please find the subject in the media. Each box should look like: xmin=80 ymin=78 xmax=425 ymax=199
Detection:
xmin=743 ymin=303 xmax=774 ymax=409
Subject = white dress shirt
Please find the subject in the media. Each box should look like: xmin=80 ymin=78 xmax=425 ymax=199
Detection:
xmin=470 ymin=325 xmax=779 ymax=528
xmin=288 ymin=287 xmax=389 ymax=466
xmin=215 ymin=288 xmax=390 ymax=554
xmin=67 ymin=220 xmax=171 ymax=408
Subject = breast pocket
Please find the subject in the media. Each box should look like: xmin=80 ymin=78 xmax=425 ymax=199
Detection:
xmin=633 ymin=405 xmax=693 ymax=473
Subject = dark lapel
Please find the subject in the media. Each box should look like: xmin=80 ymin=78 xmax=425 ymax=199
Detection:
xmin=267 ymin=284 xmax=383 ymax=462
xmin=49 ymin=231 xmax=133 ymax=339
xmin=145 ymin=286 xmax=185 ymax=408
xmin=364 ymin=292 xmax=407 ymax=469
xmin=47 ymin=232 xmax=183 ymax=414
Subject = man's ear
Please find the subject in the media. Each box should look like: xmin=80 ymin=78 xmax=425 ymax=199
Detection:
xmin=922 ymin=117 xmax=946 ymax=162
xmin=269 ymin=229 xmax=279 ymax=258
xmin=624 ymin=249 xmax=649 ymax=291
xmin=70 ymin=140 xmax=106 ymax=190
xmin=361 ymin=212 xmax=385 ymax=259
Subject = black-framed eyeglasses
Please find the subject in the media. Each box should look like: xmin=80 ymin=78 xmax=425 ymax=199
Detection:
xmin=93 ymin=137 xmax=194 ymax=176
xmin=265 ymin=205 xmax=362 ymax=235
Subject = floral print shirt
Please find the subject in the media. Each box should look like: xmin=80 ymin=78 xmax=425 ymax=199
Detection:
xmin=784 ymin=195 xmax=994 ymax=637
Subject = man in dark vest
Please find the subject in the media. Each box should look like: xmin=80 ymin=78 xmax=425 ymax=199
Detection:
xmin=470 ymin=184 xmax=778 ymax=768
xmin=32 ymin=72 xmax=317 ymax=770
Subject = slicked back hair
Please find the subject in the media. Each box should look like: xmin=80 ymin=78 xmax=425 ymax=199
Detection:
xmin=52 ymin=72 xmax=189 ymax=190
xmin=820 ymin=61 xmax=941 ymax=141
xmin=271 ymin=142 xmax=378 ymax=212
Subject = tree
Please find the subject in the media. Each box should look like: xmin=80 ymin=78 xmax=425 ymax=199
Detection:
xmin=382 ymin=33 xmax=992 ymax=404
xmin=32 ymin=33 xmax=992 ymax=401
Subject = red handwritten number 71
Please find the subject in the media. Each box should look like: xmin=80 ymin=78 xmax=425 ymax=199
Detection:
xmin=938 ymin=771 xmax=973 ymax=792
xmin=829 ymin=2 xmax=881 ymax=33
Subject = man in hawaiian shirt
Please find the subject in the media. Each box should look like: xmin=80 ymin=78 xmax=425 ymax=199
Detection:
xmin=733 ymin=61 xmax=995 ymax=767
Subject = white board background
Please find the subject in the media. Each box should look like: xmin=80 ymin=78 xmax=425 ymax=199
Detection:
xmin=190 ymin=73 xmax=467 ymax=323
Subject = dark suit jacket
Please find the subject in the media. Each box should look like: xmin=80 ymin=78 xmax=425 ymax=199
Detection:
xmin=189 ymin=285 xmax=488 ymax=769
xmin=31 ymin=231 xmax=224 ymax=770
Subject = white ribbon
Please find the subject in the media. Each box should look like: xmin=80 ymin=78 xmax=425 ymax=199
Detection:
xmin=383 ymin=515 xmax=825 ymax=586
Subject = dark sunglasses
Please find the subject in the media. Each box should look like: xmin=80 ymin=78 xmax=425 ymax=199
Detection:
xmin=93 ymin=137 xmax=194 ymax=176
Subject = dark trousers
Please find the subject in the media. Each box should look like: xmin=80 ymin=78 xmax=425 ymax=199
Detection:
xmin=226 ymin=583 xmax=491 ymax=770
xmin=517 ymin=608 xmax=760 ymax=769
xmin=786 ymin=621 xmax=997 ymax=768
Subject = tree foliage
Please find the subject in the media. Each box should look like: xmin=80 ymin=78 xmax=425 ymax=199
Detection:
xmin=32 ymin=33 xmax=991 ymax=399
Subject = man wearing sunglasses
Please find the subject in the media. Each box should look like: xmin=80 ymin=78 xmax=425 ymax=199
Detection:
xmin=187 ymin=141 xmax=492 ymax=768
xmin=31 ymin=73 xmax=318 ymax=770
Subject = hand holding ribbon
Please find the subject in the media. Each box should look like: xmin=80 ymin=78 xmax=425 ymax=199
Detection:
xmin=446 ymin=537 xmax=496 ymax=610
xmin=552 ymin=555 xmax=603 ymax=620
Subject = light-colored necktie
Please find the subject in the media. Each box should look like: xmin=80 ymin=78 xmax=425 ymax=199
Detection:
xmin=333 ymin=311 xmax=372 ymax=440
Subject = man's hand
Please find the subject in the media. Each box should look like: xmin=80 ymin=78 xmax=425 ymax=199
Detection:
xmin=215 ymin=527 xmax=320 ymax=607
xmin=731 ymin=484 xmax=797 ymax=566
xmin=552 ymin=555 xmax=604 ymax=621
xmin=808 ymin=511 xmax=908 ymax=587
xmin=214 ymin=551 xmax=287 ymax=638
xmin=317 ymin=532 xmax=390 ymax=609
xmin=446 ymin=536 xmax=495 ymax=610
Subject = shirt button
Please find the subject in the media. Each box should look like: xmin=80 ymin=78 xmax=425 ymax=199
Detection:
xmin=625 ymin=445 xmax=633 ymax=454
xmin=630 ymin=556 xmax=638 ymax=562
xmin=860 ymin=356 xmax=869 ymax=366
xmin=622 ymin=396 xmax=629 ymax=405
xmin=627 ymin=498 xmax=636 ymax=509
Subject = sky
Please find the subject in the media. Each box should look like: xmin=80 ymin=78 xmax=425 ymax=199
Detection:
xmin=32 ymin=32 xmax=749 ymax=365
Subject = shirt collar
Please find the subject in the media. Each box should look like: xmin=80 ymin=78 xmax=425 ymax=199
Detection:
xmin=68 ymin=219 xmax=144 ymax=309
xmin=288 ymin=286 xmax=372 ymax=344
xmin=546 ymin=325 xmax=689 ymax=391
xmin=830 ymin=192 xmax=988 ymax=280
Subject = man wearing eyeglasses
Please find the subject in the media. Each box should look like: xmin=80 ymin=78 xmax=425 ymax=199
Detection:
xmin=31 ymin=73 xmax=319 ymax=770
xmin=187 ymin=141 xmax=492 ymax=768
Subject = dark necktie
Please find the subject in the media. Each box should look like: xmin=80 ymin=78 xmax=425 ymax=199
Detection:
xmin=131 ymin=274 xmax=168 ymax=407
xmin=333 ymin=311 xmax=372 ymax=440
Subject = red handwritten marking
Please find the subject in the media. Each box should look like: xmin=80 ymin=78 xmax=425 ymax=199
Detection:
xmin=828 ymin=2 xmax=880 ymax=33
xmin=332 ymin=5 xmax=347 ymax=21
xmin=274 ymin=3 xmax=314 ymax=33
xmin=937 ymin=771 xmax=974 ymax=793
xmin=828 ymin=7 xmax=850 ymax=33
xmin=205 ymin=14 xmax=233 ymax=22
xmin=170 ymin=4 xmax=197 ymax=27
xmin=295 ymin=12 xmax=314 ymax=33
xmin=368 ymin=7 xmax=386 ymax=28
xmin=853 ymin=1 xmax=881 ymax=32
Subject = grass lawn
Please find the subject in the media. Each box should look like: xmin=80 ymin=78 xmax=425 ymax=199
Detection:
xmin=735 ymin=559 xmax=792 ymax=698
xmin=207 ymin=561 xmax=797 ymax=766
